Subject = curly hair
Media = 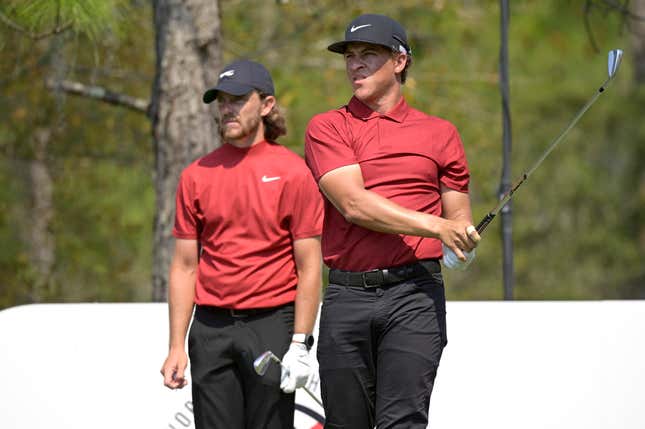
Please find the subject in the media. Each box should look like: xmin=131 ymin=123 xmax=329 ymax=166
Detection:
xmin=259 ymin=93 xmax=287 ymax=141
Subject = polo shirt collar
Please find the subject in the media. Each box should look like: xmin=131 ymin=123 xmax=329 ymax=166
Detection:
xmin=347 ymin=96 xmax=409 ymax=123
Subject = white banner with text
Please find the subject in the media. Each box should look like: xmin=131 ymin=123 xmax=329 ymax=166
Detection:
xmin=1 ymin=301 xmax=643 ymax=428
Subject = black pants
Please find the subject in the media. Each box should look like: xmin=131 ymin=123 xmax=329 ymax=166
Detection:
xmin=188 ymin=304 xmax=295 ymax=429
xmin=317 ymin=273 xmax=448 ymax=429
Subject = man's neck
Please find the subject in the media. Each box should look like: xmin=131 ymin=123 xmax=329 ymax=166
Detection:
xmin=225 ymin=127 xmax=265 ymax=148
xmin=359 ymin=86 xmax=403 ymax=114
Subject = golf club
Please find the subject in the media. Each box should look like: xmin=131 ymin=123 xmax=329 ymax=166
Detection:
xmin=253 ymin=350 xmax=323 ymax=407
xmin=475 ymin=48 xmax=623 ymax=235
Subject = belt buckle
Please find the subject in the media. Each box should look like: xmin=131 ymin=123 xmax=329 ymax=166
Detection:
xmin=362 ymin=269 xmax=383 ymax=288
xmin=229 ymin=308 xmax=248 ymax=318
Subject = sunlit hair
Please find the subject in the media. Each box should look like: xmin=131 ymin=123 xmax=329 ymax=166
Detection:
xmin=259 ymin=92 xmax=287 ymax=141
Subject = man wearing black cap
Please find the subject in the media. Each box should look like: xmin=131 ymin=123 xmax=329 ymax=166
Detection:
xmin=160 ymin=59 xmax=324 ymax=429
xmin=305 ymin=14 xmax=480 ymax=428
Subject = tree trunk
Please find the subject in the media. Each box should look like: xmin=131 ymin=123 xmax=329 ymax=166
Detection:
xmin=28 ymin=128 xmax=55 ymax=301
xmin=631 ymin=0 xmax=645 ymax=83
xmin=27 ymin=34 xmax=66 ymax=302
xmin=150 ymin=0 xmax=223 ymax=301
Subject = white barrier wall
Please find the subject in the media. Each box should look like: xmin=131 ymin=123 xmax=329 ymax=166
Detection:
xmin=1 ymin=301 xmax=643 ymax=429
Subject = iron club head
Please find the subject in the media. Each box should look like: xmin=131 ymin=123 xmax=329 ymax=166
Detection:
xmin=253 ymin=349 xmax=325 ymax=407
xmin=253 ymin=350 xmax=281 ymax=376
xmin=608 ymin=49 xmax=623 ymax=79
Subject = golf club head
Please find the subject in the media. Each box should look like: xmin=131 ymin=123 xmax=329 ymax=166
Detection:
xmin=608 ymin=49 xmax=623 ymax=79
xmin=253 ymin=350 xmax=281 ymax=376
xmin=253 ymin=351 xmax=273 ymax=376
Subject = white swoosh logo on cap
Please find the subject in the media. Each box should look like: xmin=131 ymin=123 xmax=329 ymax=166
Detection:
xmin=350 ymin=24 xmax=372 ymax=32
xmin=219 ymin=70 xmax=235 ymax=78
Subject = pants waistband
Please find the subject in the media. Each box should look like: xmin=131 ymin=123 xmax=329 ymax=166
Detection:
xmin=329 ymin=259 xmax=441 ymax=288
xmin=195 ymin=303 xmax=291 ymax=319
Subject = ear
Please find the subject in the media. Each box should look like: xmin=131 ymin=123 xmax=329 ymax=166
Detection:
xmin=260 ymin=95 xmax=276 ymax=117
xmin=393 ymin=52 xmax=408 ymax=74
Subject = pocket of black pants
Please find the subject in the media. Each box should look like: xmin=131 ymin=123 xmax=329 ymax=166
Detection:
xmin=414 ymin=274 xmax=446 ymax=308
xmin=412 ymin=274 xmax=448 ymax=346
xmin=322 ymin=283 xmax=343 ymax=306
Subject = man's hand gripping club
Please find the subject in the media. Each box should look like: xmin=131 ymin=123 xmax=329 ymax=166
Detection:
xmin=441 ymin=222 xmax=481 ymax=271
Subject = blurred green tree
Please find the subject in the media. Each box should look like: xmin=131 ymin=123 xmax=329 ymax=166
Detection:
xmin=1 ymin=0 xmax=224 ymax=305
xmin=1 ymin=1 xmax=643 ymax=308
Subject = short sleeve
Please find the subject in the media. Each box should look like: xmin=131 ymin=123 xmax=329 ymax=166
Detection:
xmin=172 ymin=170 xmax=202 ymax=239
xmin=281 ymin=169 xmax=324 ymax=241
xmin=439 ymin=125 xmax=470 ymax=192
xmin=305 ymin=112 xmax=358 ymax=181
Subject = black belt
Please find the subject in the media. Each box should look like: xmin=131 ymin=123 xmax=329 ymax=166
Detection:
xmin=195 ymin=304 xmax=285 ymax=319
xmin=329 ymin=259 xmax=441 ymax=288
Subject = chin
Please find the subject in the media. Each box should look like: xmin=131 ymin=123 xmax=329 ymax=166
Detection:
xmin=353 ymin=89 xmax=374 ymax=103
xmin=352 ymin=85 xmax=364 ymax=96
xmin=223 ymin=130 xmax=243 ymax=140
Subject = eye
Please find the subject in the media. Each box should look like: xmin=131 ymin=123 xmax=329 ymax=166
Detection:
xmin=229 ymin=96 xmax=247 ymax=105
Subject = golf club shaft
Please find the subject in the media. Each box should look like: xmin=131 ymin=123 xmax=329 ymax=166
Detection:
xmin=476 ymin=75 xmax=616 ymax=235
xmin=301 ymin=385 xmax=324 ymax=407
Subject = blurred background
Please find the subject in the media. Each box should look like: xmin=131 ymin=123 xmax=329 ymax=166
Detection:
xmin=1 ymin=0 xmax=643 ymax=308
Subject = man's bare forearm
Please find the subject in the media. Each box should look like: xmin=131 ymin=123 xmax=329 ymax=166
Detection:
xmin=319 ymin=164 xmax=446 ymax=238
xmin=319 ymin=165 xmax=478 ymax=255
xmin=333 ymin=187 xmax=446 ymax=238
xmin=440 ymin=186 xmax=473 ymax=223
xmin=168 ymin=264 xmax=196 ymax=350
xmin=293 ymin=237 xmax=322 ymax=334
xmin=167 ymin=239 xmax=199 ymax=350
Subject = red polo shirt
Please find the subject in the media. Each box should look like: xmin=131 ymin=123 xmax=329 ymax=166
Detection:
xmin=305 ymin=96 xmax=469 ymax=271
xmin=173 ymin=140 xmax=323 ymax=309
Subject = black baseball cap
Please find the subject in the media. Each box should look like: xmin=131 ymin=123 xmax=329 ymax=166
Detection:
xmin=328 ymin=14 xmax=411 ymax=56
xmin=203 ymin=59 xmax=275 ymax=104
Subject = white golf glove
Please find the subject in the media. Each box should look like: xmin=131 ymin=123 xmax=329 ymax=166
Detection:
xmin=280 ymin=342 xmax=314 ymax=394
xmin=304 ymin=359 xmax=320 ymax=393
xmin=442 ymin=243 xmax=476 ymax=271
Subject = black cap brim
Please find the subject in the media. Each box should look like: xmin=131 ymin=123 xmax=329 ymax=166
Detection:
xmin=327 ymin=39 xmax=396 ymax=54
xmin=328 ymin=41 xmax=349 ymax=54
xmin=202 ymin=81 xmax=255 ymax=104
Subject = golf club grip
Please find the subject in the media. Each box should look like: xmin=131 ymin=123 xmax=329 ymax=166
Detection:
xmin=476 ymin=213 xmax=495 ymax=235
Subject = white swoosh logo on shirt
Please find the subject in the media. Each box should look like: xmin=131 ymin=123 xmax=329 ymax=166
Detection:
xmin=261 ymin=175 xmax=281 ymax=183
xmin=350 ymin=24 xmax=372 ymax=32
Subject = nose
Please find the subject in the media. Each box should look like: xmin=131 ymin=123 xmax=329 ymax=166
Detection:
xmin=346 ymin=56 xmax=363 ymax=72
xmin=218 ymin=100 xmax=234 ymax=115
